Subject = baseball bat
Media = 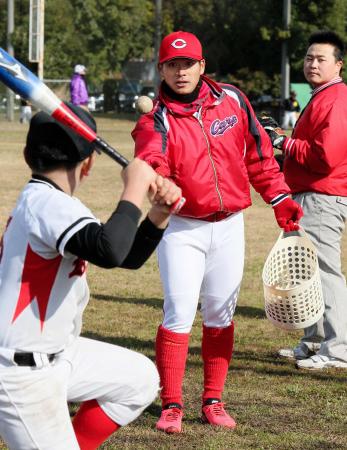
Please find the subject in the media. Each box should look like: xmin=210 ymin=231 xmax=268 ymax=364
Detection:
xmin=0 ymin=48 xmax=185 ymax=213
xmin=0 ymin=47 xmax=128 ymax=167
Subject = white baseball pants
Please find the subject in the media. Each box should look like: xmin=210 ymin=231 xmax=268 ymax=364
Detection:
xmin=282 ymin=111 xmax=297 ymax=129
xmin=158 ymin=213 xmax=245 ymax=333
xmin=0 ymin=337 xmax=159 ymax=449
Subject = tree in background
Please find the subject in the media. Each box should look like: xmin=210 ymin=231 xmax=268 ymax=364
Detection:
xmin=68 ymin=0 xmax=154 ymax=84
xmin=162 ymin=0 xmax=347 ymax=95
xmin=290 ymin=0 xmax=347 ymax=80
xmin=0 ymin=0 xmax=155 ymax=89
xmin=1 ymin=0 xmax=347 ymax=97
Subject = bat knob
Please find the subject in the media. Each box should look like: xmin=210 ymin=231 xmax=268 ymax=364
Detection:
xmin=170 ymin=197 xmax=186 ymax=214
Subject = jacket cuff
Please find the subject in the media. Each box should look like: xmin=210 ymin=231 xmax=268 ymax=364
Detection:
xmin=270 ymin=193 xmax=289 ymax=207
xmin=282 ymin=137 xmax=295 ymax=156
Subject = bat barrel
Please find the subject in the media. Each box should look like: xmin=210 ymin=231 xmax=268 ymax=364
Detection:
xmin=0 ymin=47 xmax=61 ymax=113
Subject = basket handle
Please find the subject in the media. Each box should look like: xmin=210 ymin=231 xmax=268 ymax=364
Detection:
xmin=280 ymin=225 xmax=308 ymax=239
xmin=276 ymin=226 xmax=317 ymax=251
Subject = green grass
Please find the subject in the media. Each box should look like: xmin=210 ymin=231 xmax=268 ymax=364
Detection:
xmin=0 ymin=114 xmax=346 ymax=450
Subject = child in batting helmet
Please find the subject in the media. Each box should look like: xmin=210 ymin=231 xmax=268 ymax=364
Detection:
xmin=0 ymin=103 xmax=181 ymax=448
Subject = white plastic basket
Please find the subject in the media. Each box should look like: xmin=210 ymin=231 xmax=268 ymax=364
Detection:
xmin=262 ymin=228 xmax=324 ymax=330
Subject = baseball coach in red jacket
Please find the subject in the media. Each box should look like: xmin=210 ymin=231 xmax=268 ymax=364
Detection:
xmin=261 ymin=30 xmax=347 ymax=371
xmin=132 ymin=30 xmax=303 ymax=433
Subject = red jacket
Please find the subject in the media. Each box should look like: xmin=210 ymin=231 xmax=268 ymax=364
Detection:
xmin=283 ymin=79 xmax=347 ymax=195
xmin=132 ymin=76 xmax=290 ymax=219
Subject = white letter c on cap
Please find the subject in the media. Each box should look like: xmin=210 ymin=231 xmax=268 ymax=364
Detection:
xmin=171 ymin=39 xmax=187 ymax=49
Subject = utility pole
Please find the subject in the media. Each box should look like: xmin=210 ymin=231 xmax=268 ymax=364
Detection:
xmin=6 ymin=0 xmax=15 ymax=121
xmin=153 ymin=0 xmax=162 ymax=93
xmin=281 ymin=0 xmax=291 ymax=103
xmin=29 ymin=0 xmax=45 ymax=80
xmin=38 ymin=0 xmax=45 ymax=80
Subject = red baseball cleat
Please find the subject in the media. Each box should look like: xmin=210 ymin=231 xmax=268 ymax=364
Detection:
xmin=156 ymin=405 xmax=183 ymax=434
xmin=202 ymin=401 xmax=236 ymax=429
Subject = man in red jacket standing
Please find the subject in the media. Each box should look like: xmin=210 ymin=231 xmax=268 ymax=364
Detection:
xmin=132 ymin=30 xmax=303 ymax=434
xmin=261 ymin=31 xmax=347 ymax=370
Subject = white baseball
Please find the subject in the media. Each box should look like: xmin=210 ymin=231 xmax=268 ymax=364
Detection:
xmin=135 ymin=95 xmax=153 ymax=114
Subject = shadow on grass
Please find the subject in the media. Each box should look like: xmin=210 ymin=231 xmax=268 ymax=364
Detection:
xmin=189 ymin=349 xmax=347 ymax=381
xmin=81 ymin=332 xmax=347 ymax=383
xmin=92 ymin=294 xmax=266 ymax=318
xmin=145 ymin=403 xmax=162 ymax=418
xmin=234 ymin=305 xmax=266 ymax=318
xmin=92 ymin=294 xmax=162 ymax=308
xmin=231 ymin=351 xmax=347 ymax=381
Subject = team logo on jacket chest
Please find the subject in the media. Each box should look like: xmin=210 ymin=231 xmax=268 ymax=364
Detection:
xmin=210 ymin=115 xmax=238 ymax=136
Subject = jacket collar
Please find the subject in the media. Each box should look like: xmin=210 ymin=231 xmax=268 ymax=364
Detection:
xmin=311 ymin=76 xmax=343 ymax=97
xmin=158 ymin=75 xmax=224 ymax=116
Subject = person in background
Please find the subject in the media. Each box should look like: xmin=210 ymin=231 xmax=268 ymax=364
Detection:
xmin=70 ymin=64 xmax=89 ymax=110
xmin=0 ymin=102 xmax=182 ymax=450
xmin=19 ymin=98 xmax=32 ymax=124
xmin=132 ymin=30 xmax=303 ymax=434
xmin=281 ymin=90 xmax=300 ymax=129
xmin=260 ymin=30 xmax=347 ymax=370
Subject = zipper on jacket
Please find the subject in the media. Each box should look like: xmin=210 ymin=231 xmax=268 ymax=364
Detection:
xmin=196 ymin=110 xmax=224 ymax=210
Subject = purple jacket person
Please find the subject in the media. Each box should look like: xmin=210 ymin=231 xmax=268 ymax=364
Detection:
xmin=70 ymin=65 xmax=89 ymax=108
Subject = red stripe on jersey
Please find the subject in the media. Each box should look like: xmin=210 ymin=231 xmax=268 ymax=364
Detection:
xmin=12 ymin=245 xmax=62 ymax=330
xmin=69 ymin=257 xmax=87 ymax=278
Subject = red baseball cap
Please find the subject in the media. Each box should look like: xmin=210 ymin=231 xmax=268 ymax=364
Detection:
xmin=159 ymin=31 xmax=203 ymax=64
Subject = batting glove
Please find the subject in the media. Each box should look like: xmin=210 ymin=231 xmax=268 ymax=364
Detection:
xmin=258 ymin=116 xmax=286 ymax=150
xmin=273 ymin=197 xmax=303 ymax=232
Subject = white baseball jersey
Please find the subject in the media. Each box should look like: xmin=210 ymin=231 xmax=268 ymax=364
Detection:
xmin=0 ymin=178 xmax=99 ymax=353
xmin=0 ymin=178 xmax=160 ymax=450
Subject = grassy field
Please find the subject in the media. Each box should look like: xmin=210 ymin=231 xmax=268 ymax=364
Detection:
xmin=0 ymin=113 xmax=346 ymax=450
